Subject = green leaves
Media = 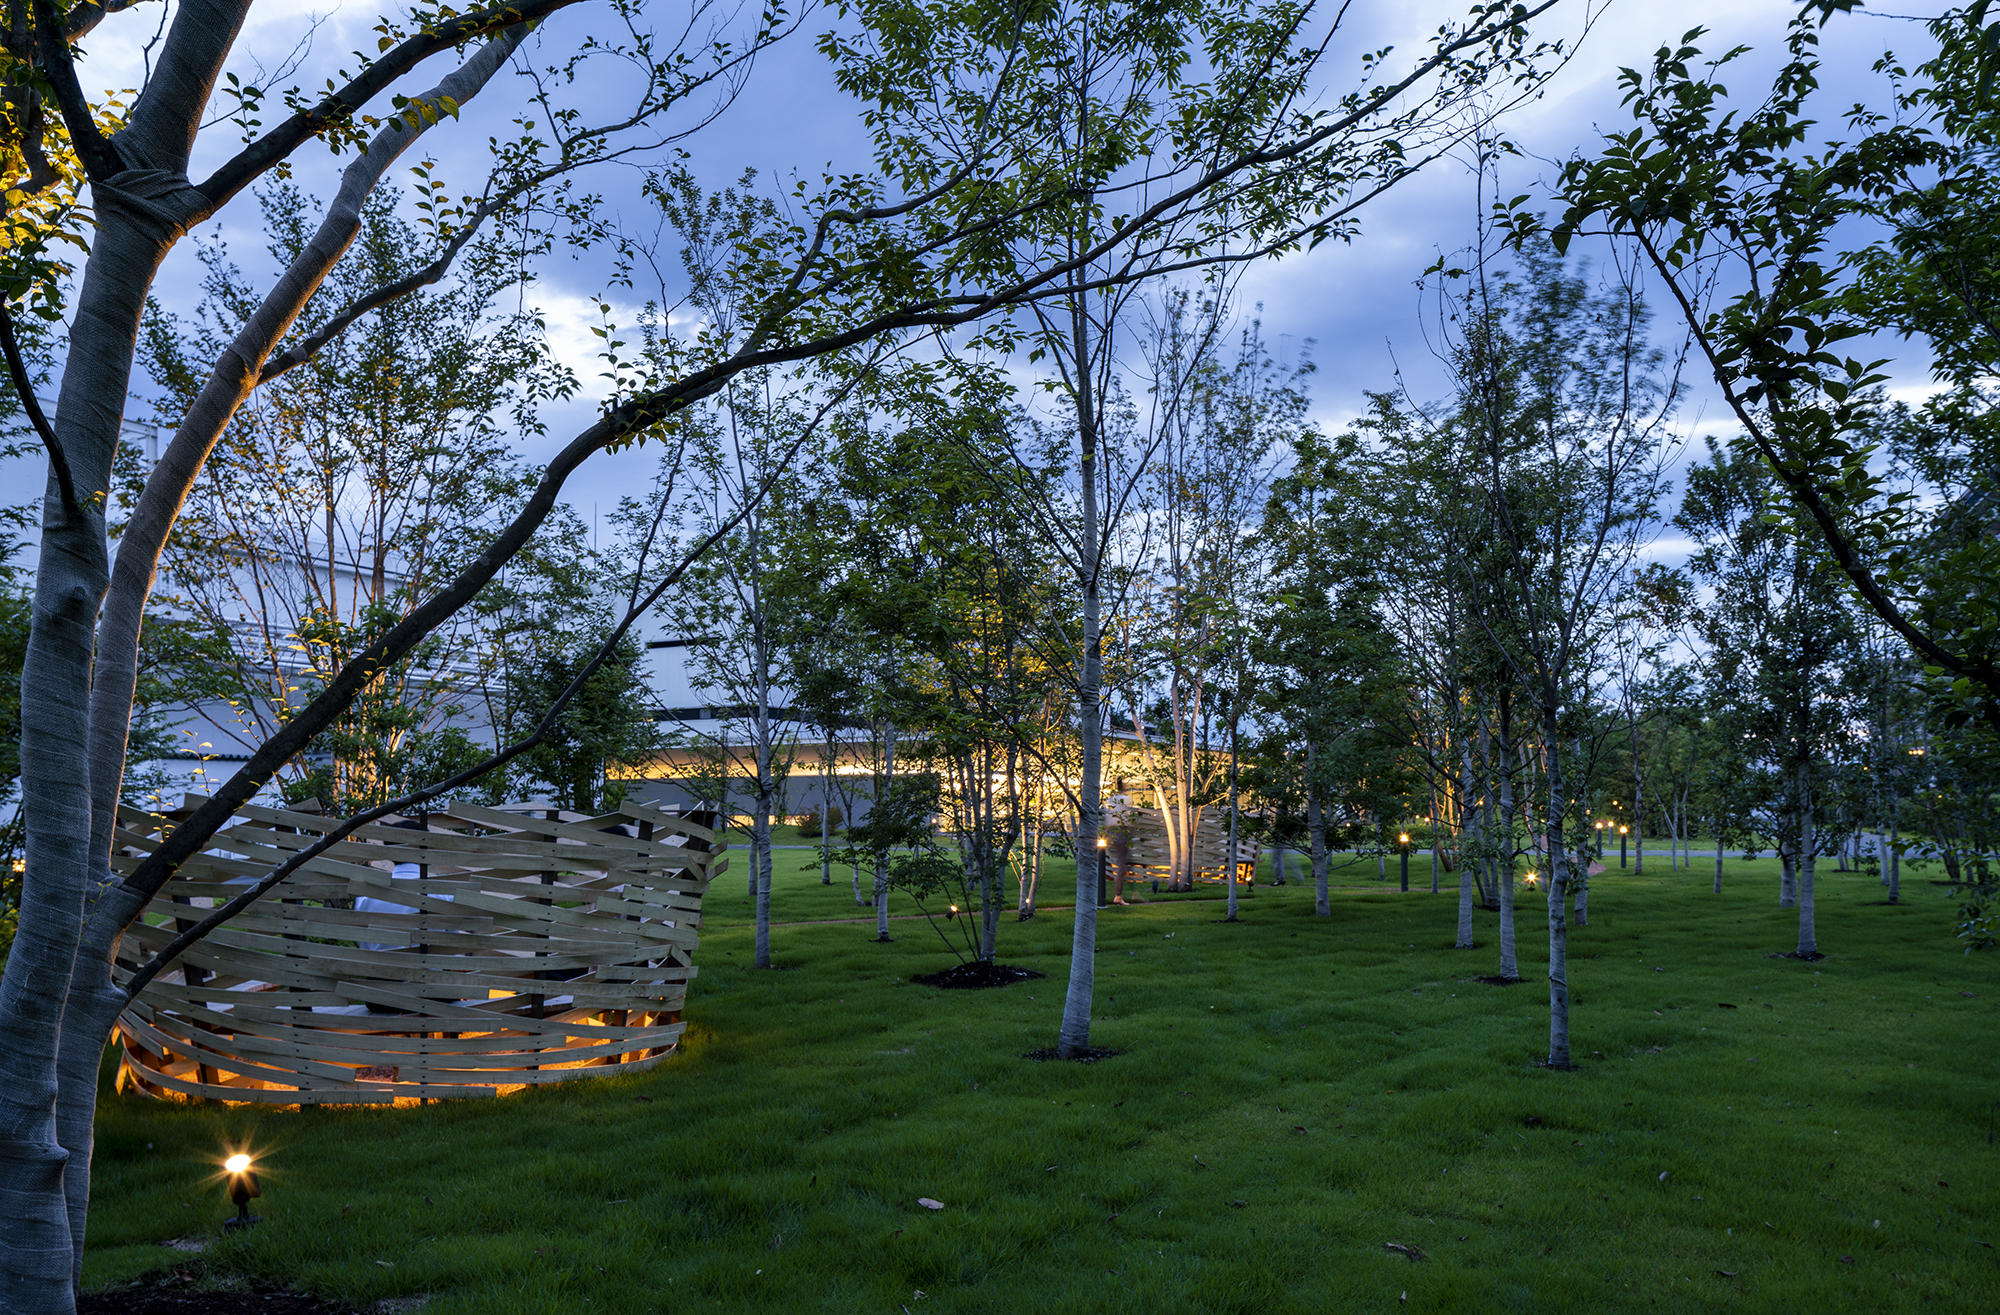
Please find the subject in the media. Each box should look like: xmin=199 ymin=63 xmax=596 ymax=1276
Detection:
xmin=1555 ymin=3 xmax=2000 ymax=726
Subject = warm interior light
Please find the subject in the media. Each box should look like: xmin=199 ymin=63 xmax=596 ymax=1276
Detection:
xmin=224 ymin=1153 xmax=252 ymax=1174
xmin=1398 ymin=833 xmax=1409 ymax=844
xmin=1096 ymin=836 xmax=1108 ymax=848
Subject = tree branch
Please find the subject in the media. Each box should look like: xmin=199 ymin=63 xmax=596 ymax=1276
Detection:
xmin=1633 ymin=227 xmax=2000 ymax=695
xmin=193 ymin=0 xmax=582 ymax=208
xmin=29 ymin=0 xmax=119 ymax=177
xmin=119 ymin=353 xmax=881 ymax=993
xmin=0 ymin=298 xmax=76 ymax=512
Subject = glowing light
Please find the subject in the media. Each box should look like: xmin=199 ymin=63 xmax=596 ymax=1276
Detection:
xmin=224 ymin=1153 xmax=252 ymax=1174
xmin=1398 ymin=833 xmax=1409 ymax=845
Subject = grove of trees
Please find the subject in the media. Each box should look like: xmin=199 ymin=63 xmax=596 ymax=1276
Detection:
xmin=3 ymin=3 xmax=1997 ymax=1312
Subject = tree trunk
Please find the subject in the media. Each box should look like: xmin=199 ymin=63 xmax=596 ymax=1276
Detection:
xmin=2 ymin=177 xmax=186 ymax=1309
xmin=1779 ymin=836 xmax=1797 ymax=909
xmin=1057 ymin=289 xmax=1104 ymax=1059
xmin=1713 ymin=840 xmax=1724 ymax=895
xmin=1796 ymin=758 xmax=1818 ymax=957
xmin=819 ymin=746 xmax=833 ymax=885
xmin=1307 ymin=741 xmax=1329 ymax=917
xmin=753 ymin=799 xmax=774 ymax=968
xmin=1886 ymin=792 xmax=1901 ymax=905
xmin=1544 ymin=705 xmax=1572 ymax=1069
xmin=1496 ymin=721 xmax=1519 ymax=980
xmin=753 ymin=700 xmax=775 ymax=967
xmin=1456 ymin=746 xmax=1476 ymax=948
xmin=1629 ymin=759 xmax=1645 ymax=877
xmin=874 ymin=727 xmax=897 ymax=942
xmin=1223 ymin=712 xmax=1241 ymax=921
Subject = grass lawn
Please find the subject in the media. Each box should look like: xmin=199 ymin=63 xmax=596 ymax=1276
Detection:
xmin=83 ymin=853 xmax=1998 ymax=1312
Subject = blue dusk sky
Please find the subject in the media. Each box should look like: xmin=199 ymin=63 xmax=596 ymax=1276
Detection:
xmin=46 ymin=1 xmax=1958 ymax=554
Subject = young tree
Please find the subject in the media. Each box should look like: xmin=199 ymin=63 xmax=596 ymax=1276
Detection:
xmin=1677 ymin=440 xmax=1858 ymax=956
xmin=1119 ymin=299 xmax=1292 ymax=921
xmin=1425 ymin=248 xmax=1678 ymax=1066
xmin=138 ymin=190 xmax=575 ymax=811
xmin=1258 ymin=425 xmax=1406 ymax=919
xmin=494 ymin=629 xmax=661 ymax=813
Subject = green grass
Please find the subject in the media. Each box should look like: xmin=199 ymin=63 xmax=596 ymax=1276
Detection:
xmin=84 ymin=855 xmax=1999 ymax=1313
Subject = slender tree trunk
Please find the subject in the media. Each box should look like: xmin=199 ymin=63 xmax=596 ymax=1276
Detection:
xmin=1057 ymin=288 xmax=1104 ymax=1060
xmin=1796 ymin=758 xmax=1818 ymax=957
xmin=819 ymin=735 xmax=834 ymax=886
xmin=1428 ymin=782 xmax=1442 ymax=894
xmin=1632 ymin=774 xmax=1645 ymax=876
xmin=1544 ymin=705 xmax=1571 ymax=1069
xmin=1307 ymin=741 xmax=1329 ymax=917
xmin=753 ymin=797 xmax=774 ymax=968
xmin=1572 ymin=813 xmax=1588 ymax=926
xmin=1713 ymin=839 xmax=1724 ymax=895
xmin=1496 ymin=721 xmax=1519 ymax=980
xmin=1455 ymin=747 xmax=1477 ymax=949
xmin=1779 ymin=834 xmax=1797 ymax=909
xmin=1886 ymin=791 xmax=1901 ymax=905
xmin=753 ymin=699 xmax=775 ymax=968
xmin=1223 ymin=712 xmax=1241 ymax=921
xmin=874 ymin=727 xmax=897 ymax=942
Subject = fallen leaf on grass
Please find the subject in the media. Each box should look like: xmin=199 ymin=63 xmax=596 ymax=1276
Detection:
xmin=1382 ymin=1242 xmax=1428 ymax=1262
xmin=1716 ymin=1270 xmax=1737 ymax=1279
xmin=918 ymin=1198 xmax=945 ymax=1210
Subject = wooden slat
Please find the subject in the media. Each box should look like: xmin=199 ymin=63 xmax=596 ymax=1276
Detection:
xmin=113 ymin=800 xmax=720 ymax=1106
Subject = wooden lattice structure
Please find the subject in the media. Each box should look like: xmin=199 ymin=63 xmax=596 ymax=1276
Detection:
xmin=111 ymin=799 xmax=723 ymax=1106
xmin=1106 ymin=798 xmax=1259 ymax=889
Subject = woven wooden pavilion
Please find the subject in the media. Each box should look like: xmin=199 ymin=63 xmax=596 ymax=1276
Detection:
xmin=111 ymin=798 xmax=723 ymax=1106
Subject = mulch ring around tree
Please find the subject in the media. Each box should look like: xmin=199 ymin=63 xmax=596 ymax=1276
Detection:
xmin=912 ymin=961 xmax=1046 ymax=989
xmin=81 ymin=1268 xmax=357 ymax=1315
xmin=1473 ymin=974 xmax=1528 ymax=986
xmin=1021 ymin=1045 xmax=1125 ymax=1063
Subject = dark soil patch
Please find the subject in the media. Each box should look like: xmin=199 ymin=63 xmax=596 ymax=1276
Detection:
xmin=82 ymin=1269 xmax=353 ymax=1315
xmin=1768 ymin=950 xmax=1828 ymax=962
xmin=912 ymin=961 xmax=1046 ymax=989
xmin=1475 ymin=974 xmax=1526 ymax=986
xmin=1022 ymin=1045 xmax=1125 ymax=1063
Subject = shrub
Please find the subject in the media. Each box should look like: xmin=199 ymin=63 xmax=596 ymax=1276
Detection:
xmin=799 ymin=804 xmax=845 ymax=836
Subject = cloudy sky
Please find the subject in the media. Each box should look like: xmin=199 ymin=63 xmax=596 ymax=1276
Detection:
xmin=61 ymin=0 xmax=1956 ymax=552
